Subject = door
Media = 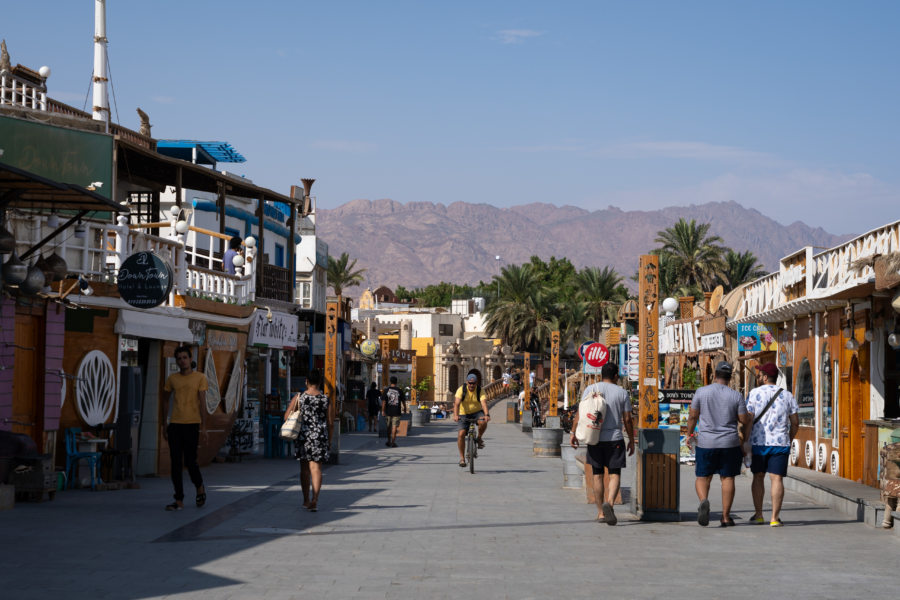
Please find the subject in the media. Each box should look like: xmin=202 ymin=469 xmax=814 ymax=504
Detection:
xmin=12 ymin=315 xmax=44 ymax=445
xmin=839 ymin=356 xmax=864 ymax=481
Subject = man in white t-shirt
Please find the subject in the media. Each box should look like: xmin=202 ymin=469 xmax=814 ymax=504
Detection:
xmin=569 ymin=363 xmax=634 ymax=526
xmin=746 ymin=362 xmax=799 ymax=527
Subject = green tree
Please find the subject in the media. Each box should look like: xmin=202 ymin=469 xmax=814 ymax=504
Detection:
xmin=528 ymin=256 xmax=578 ymax=302
xmin=575 ymin=266 xmax=626 ymax=341
xmin=719 ymin=249 xmax=767 ymax=291
xmin=326 ymin=252 xmax=366 ymax=297
xmin=653 ymin=218 xmax=726 ymax=293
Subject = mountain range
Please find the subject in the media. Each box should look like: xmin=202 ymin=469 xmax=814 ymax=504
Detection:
xmin=315 ymin=200 xmax=850 ymax=294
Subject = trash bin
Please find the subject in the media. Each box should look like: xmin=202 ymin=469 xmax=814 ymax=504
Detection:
xmin=632 ymin=428 xmax=680 ymax=521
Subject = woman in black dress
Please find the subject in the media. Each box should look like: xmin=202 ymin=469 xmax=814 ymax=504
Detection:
xmin=284 ymin=369 xmax=330 ymax=511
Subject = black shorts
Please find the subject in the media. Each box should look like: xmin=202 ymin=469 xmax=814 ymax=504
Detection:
xmin=586 ymin=440 xmax=626 ymax=472
xmin=458 ymin=411 xmax=485 ymax=432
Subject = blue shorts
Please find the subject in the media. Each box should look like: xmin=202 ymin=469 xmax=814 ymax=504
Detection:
xmin=458 ymin=411 xmax=485 ymax=432
xmin=750 ymin=446 xmax=790 ymax=476
xmin=695 ymin=446 xmax=742 ymax=478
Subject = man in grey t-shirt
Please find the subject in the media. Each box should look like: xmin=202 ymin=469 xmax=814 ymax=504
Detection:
xmin=569 ymin=363 xmax=634 ymax=526
xmin=685 ymin=361 xmax=751 ymax=527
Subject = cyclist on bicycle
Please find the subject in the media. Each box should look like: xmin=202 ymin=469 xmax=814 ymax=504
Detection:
xmin=453 ymin=372 xmax=490 ymax=468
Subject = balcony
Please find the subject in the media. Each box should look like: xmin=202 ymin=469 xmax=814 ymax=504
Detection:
xmin=8 ymin=213 xmax=255 ymax=307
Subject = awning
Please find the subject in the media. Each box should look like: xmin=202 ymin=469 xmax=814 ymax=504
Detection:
xmin=114 ymin=309 xmax=193 ymax=343
xmin=0 ymin=160 xmax=129 ymax=213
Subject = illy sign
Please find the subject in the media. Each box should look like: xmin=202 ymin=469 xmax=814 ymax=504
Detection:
xmin=584 ymin=343 xmax=609 ymax=368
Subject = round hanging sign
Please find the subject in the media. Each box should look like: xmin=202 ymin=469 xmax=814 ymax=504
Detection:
xmin=583 ymin=342 xmax=610 ymax=368
xmin=117 ymin=251 xmax=174 ymax=308
xmin=577 ymin=341 xmax=596 ymax=361
xmin=360 ymin=339 xmax=378 ymax=357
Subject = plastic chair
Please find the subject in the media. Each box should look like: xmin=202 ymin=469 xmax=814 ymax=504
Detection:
xmin=64 ymin=428 xmax=102 ymax=490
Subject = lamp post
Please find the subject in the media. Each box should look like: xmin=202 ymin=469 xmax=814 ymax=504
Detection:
xmin=495 ymin=255 xmax=501 ymax=300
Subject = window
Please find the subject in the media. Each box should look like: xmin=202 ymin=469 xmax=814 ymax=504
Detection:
xmin=448 ymin=365 xmax=459 ymax=393
xmin=274 ymin=244 xmax=285 ymax=268
xmin=820 ymin=345 xmax=833 ymax=437
xmin=795 ymin=358 xmax=814 ymax=427
xmin=439 ymin=324 xmax=453 ymax=337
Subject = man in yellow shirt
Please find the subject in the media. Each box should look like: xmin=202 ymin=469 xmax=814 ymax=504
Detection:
xmin=162 ymin=345 xmax=208 ymax=511
xmin=453 ymin=372 xmax=490 ymax=467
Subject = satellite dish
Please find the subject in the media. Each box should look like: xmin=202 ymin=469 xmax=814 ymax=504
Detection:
xmin=709 ymin=285 xmax=724 ymax=314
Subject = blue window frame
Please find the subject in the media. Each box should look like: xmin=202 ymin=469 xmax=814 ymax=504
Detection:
xmin=275 ymin=244 xmax=285 ymax=268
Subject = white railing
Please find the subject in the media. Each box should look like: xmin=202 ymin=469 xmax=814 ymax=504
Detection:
xmin=0 ymin=72 xmax=47 ymax=111
xmin=8 ymin=213 xmax=255 ymax=306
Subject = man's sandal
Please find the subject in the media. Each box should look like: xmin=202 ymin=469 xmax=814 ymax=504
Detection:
xmin=476 ymin=438 xmax=485 ymax=449
xmin=458 ymin=460 xmax=467 ymax=468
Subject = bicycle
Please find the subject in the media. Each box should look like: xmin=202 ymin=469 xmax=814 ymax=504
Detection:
xmin=465 ymin=417 xmax=488 ymax=474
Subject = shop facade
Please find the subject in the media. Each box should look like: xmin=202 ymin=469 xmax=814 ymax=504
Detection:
xmin=729 ymin=220 xmax=900 ymax=484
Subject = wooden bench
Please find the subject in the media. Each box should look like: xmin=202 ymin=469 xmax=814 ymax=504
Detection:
xmin=574 ymin=453 xmax=623 ymax=505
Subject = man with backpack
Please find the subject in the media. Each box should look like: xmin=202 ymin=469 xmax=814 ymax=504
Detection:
xmin=569 ymin=363 xmax=634 ymax=526
xmin=382 ymin=376 xmax=406 ymax=448
xmin=745 ymin=362 xmax=799 ymax=527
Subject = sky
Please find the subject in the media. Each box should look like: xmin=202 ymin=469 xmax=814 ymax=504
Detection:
xmin=4 ymin=1 xmax=899 ymax=235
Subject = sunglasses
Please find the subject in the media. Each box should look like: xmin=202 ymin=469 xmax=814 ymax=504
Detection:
xmin=467 ymin=381 xmax=476 ymax=385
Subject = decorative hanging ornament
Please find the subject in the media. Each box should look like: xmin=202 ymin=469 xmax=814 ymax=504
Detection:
xmin=45 ymin=252 xmax=68 ymax=282
xmin=0 ymin=224 xmax=15 ymax=254
xmin=2 ymin=251 xmax=28 ymax=285
xmin=21 ymin=260 xmax=46 ymax=295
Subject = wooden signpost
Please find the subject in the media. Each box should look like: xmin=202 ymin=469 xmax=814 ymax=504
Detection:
xmin=549 ymin=331 xmax=560 ymax=417
xmin=638 ymin=255 xmax=659 ymax=429
xmin=324 ymin=300 xmax=339 ymax=432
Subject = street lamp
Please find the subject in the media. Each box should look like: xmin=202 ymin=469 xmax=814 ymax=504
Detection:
xmin=495 ymin=255 xmax=501 ymax=300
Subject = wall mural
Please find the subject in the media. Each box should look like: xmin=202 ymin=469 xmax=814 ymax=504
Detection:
xmin=76 ymin=350 xmax=116 ymax=426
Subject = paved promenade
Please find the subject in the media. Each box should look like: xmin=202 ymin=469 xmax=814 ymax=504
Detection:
xmin=2 ymin=404 xmax=897 ymax=599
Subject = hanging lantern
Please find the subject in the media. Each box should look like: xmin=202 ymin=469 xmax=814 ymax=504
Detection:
xmin=20 ymin=261 xmax=46 ymax=295
xmin=45 ymin=252 xmax=69 ymax=282
xmin=0 ymin=224 xmax=14 ymax=254
xmin=2 ymin=252 xmax=28 ymax=285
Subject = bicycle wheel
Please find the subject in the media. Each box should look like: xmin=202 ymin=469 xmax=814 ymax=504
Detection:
xmin=467 ymin=432 xmax=476 ymax=474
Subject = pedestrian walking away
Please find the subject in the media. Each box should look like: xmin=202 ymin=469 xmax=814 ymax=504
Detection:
xmin=746 ymin=362 xmax=799 ymax=527
xmin=284 ymin=369 xmax=330 ymax=512
xmin=162 ymin=345 xmax=208 ymax=511
xmin=382 ymin=376 xmax=406 ymax=447
xmin=454 ymin=371 xmax=490 ymax=468
xmin=685 ymin=361 xmax=752 ymax=527
xmin=365 ymin=382 xmax=381 ymax=433
xmin=569 ymin=362 xmax=635 ymax=526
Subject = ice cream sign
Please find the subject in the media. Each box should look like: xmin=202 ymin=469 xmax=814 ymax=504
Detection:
xmin=736 ymin=323 xmax=778 ymax=353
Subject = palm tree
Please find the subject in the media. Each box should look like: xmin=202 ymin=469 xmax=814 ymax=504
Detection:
xmin=326 ymin=252 xmax=366 ymax=297
xmin=719 ymin=249 xmax=767 ymax=291
xmin=654 ymin=218 xmax=726 ymax=292
xmin=485 ymin=264 xmax=542 ymax=350
xmin=574 ymin=266 xmax=626 ymax=340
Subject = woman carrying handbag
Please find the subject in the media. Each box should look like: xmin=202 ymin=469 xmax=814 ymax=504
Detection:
xmin=283 ymin=369 xmax=330 ymax=512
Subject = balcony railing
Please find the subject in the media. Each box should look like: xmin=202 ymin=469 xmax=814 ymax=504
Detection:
xmin=9 ymin=214 xmax=254 ymax=307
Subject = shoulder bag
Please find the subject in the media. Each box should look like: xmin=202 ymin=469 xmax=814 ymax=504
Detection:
xmin=280 ymin=394 xmax=303 ymax=440
xmin=753 ymin=388 xmax=783 ymax=424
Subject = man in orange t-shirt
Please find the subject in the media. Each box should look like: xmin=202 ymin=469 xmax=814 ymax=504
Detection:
xmin=162 ymin=345 xmax=208 ymax=511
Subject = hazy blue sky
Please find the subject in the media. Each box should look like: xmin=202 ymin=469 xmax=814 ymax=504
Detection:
xmin=4 ymin=1 xmax=898 ymax=234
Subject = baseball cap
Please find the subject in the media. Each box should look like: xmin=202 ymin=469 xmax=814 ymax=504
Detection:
xmin=715 ymin=361 xmax=733 ymax=376
xmin=756 ymin=362 xmax=778 ymax=378
xmin=466 ymin=374 xmax=478 ymax=383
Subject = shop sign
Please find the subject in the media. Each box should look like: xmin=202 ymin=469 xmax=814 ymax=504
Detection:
xmin=577 ymin=340 xmax=596 ymax=361
xmin=117 ymin=252 xmax=174 ymax=309
xmin=627 ymin=335 xmax=639 ymax=382
xmin=736 ymin=323 xmax=777 ymax=353
xmin=388 ymin=349 xmax=413 ymax=363
xmin=700 ymin=332 xmax=724 ymax=351
xmin=189 ymin=319 xmax=207 ymax=346
xmin=660 ymin=389 xmax=695 ymax=402
xmin=249 ymin=310 xmax=297 ymax=349
xmin=360 ymin=339 xmax=379 ymax=357
xmin=583 ymin=342 xmax=609 ymax=374
xmin=207 ymin=329 xmax=239 ymax=352
xmin=119 ymin=337 xmax=138 ymax=352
